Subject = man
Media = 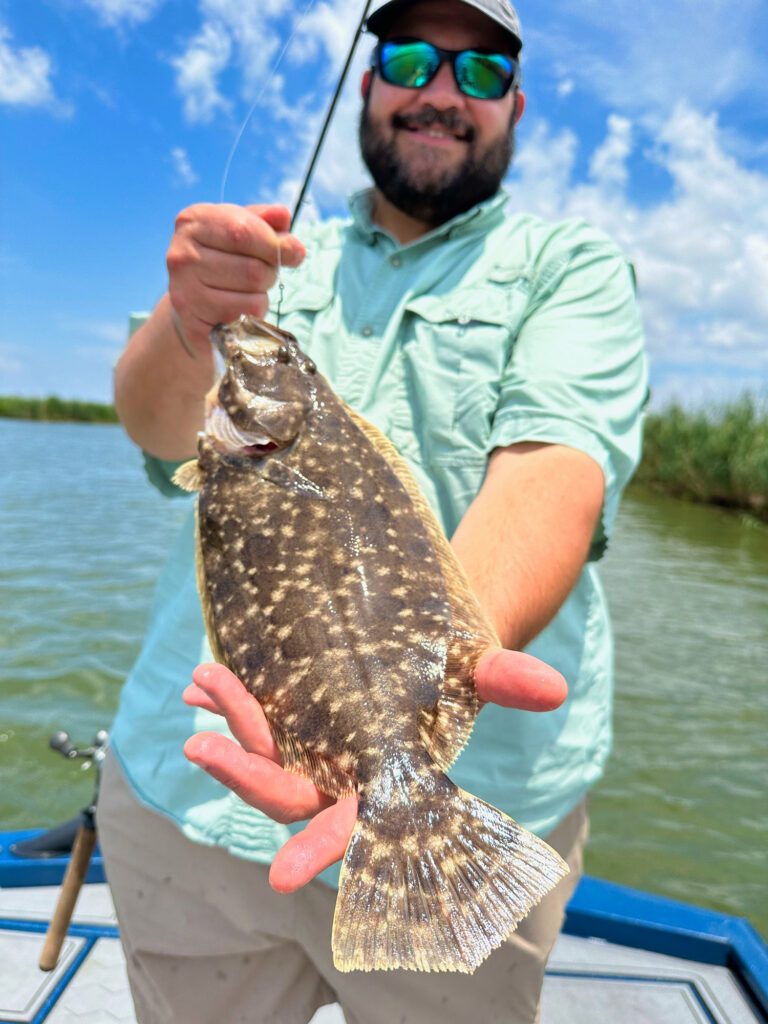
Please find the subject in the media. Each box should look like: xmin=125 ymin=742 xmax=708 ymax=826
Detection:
xmin=99 ymin=1 xmax=647 ymax=1021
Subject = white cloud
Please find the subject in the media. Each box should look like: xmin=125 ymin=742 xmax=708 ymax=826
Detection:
xmin=171 ymin=20 xmax=232 ymax=123
xmin=80 ymin=0 xmax=165 ymax=29
xmin=588 ymin=114 xmax=631 ymax=190
xmin=527 ymin=0 xmax=768 ymax=122
xmin=171 ymin=146 xmax=199 ymax=186
xmin=171 ymin=0 xmax=296 ymax=124
xmin=506 ymin=103 xmax=768 ymax=384
xmin=0 ymin=24 xmax=57 ymax=108
xmin=171 ymin=0 xmax=367 ymax=128
xmin=290 ymin=0 xmax=368 ymax=67
xmin=556 ymin=78 xmax=574 ymax=99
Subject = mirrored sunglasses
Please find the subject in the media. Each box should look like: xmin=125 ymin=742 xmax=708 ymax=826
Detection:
xmin=374 ymin=38 xmax=520 ymax=101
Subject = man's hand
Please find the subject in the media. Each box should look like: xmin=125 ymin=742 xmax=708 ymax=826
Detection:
xmin=182 ymin=654 xmax=566 ymax=894
xmin=114 ymin=202 xmax=306 ymax=460
xmin=166 ymin=203 xmax=306 ymax=354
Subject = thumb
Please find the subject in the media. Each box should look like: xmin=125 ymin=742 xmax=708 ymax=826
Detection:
xmin=475 ymin=648 xmax=567 ymax=712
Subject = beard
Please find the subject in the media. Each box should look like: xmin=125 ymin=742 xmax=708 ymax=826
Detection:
xmin=359 ymin=96 xmax=516 ymax=227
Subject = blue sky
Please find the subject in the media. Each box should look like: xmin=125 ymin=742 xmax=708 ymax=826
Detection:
xmin=1 ymin=0 xmax=767 ymax=407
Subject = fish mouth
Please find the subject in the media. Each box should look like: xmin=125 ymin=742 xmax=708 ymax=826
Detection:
xmin=205 ymin=402 xmax=286 ymax=457
xmin=210 ymin=316 xmax=294 ymax=360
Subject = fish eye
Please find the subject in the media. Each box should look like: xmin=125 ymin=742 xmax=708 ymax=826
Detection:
xmin=276 ymin=345 xmax=291 ymax=363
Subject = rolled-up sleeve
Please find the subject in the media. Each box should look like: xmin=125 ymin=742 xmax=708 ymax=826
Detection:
xmin=490 ymin=222 xmax=649 ymax=558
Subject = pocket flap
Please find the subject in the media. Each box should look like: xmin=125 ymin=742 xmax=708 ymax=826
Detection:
xmin=406 ymin=286 xmax=510 ymax=327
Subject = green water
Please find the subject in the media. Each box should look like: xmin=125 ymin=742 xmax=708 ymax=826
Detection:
xmin=1 ymin=419 xmax=766 ymax=936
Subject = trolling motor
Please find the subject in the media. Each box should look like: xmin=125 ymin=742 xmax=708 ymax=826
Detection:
xmin=10 ymin=728 xmax=109 ymax=972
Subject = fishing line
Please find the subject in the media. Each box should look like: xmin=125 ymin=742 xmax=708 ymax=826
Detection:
xmin=291 ymin=0 xmax=375 ymax=229
xmin=218 ymin=0 xmax=374 ymax=323
xmin=219 ymin=0 xmax=320 ymax=205
xmin=275 ymin=237 xmax=286 ymax=327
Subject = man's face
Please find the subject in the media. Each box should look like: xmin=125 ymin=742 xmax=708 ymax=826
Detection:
xmin=360 ymin=0 xmax=524 ymax=227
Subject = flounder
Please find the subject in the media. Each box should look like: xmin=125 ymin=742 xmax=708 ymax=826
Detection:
xmin=174 ymin=315 xmax=568 ymax=973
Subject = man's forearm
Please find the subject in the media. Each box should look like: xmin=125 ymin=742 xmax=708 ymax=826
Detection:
xmin=451 ymin=442 xmax=605 ymax=651
xmin=114 ymin=294 xmax=215 ymax=461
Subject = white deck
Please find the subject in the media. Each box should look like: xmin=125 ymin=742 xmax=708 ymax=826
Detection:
xmin=0 ymin=884 xmax=761 ymax=1024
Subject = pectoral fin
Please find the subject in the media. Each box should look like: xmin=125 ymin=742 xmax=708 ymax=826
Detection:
xmin=173 ymin=459 xmax=204 ymax=492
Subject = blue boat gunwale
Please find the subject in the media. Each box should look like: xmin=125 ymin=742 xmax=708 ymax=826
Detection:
xmin=2 ymin=827 xmax=766 ymax=1018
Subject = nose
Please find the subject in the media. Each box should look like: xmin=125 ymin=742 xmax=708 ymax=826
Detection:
xmin=418 ymin=58 xmax=465 ymax=108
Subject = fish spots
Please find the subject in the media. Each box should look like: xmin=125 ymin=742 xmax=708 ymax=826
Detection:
xmin=244 ymin=647 xmax=267 ymax=673
xmin=282 ymin=616 xmax=329 ymax=658
xmin=243 ymin=532 xmax=277 ymax=565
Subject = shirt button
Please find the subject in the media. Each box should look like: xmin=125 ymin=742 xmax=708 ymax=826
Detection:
xmin=391 ymin=255 xmax=402 ymax=267
xmin=362 ymin=326 xmax=373 ymax=337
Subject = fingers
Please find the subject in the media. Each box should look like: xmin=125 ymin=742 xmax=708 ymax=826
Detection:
xmin=269 ymin=795 xmax=358 ymax=893
xmin=475 ymin=648 xmax=567 ymax=712
xmin=183 ymin=730 xmax=334 ymax=824
xmin=166 ymin=202 xmax=306 ymax=349
xmin=173 ymin=203 xmax=304 ymax=264
xmin=245 ymin=203 xmax=293 ymax=235
xmin=186 ymin=663 xmax=281 ymax=762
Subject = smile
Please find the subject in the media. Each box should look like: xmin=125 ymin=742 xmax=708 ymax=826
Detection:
xmin=393 ymin=108 xmax=473 ymax=143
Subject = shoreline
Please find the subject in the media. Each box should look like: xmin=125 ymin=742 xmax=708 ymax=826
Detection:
xmin=632 ymin=395 xmax=767 ymax=524
xmin=3 ymin=394 xmax=766 ymax=522
xmin=0 ymin=395 xmax=118 ymax=424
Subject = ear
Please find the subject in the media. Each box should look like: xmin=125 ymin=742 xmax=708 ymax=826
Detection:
xmin=513 ymin=89 xmax=526 ymax=124
xmin=361 ymin=68 xmax=372 ymax=99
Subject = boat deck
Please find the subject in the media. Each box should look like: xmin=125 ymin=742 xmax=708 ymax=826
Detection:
xmin=1 ymin=883 xmax=763 ymax=1024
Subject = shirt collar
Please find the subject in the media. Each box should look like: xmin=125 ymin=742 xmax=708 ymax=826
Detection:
xmin=348 ymin=187 xmax=510 ymax=248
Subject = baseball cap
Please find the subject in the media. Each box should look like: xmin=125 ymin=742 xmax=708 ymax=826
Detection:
xmin=366 ymin=0 xmax=523 ymax=55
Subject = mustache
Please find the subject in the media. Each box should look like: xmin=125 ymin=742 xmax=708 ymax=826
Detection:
xmin=392 ymin=105 xmax=475 ymax=141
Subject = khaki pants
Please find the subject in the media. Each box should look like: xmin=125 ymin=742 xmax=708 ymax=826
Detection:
xmin=97 ymin=752 xmax=587 ymax=1024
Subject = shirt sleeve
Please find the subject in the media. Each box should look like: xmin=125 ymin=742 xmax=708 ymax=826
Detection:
xmin=125 ymin=310 xmax=189 ymax=498
xmin=489 ymin=222 xmax=649 ymax=559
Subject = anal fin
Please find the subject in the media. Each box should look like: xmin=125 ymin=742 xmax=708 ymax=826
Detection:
xmin=269 ymin=720 xmax=357 ymax=801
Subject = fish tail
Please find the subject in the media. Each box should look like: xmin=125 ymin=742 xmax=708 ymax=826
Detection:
xmin=331 ymin=763 xmax=569 ymax=974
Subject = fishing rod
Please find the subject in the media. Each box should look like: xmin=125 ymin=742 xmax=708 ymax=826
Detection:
xmin=291 ymin=0 xmax=376 ymax=229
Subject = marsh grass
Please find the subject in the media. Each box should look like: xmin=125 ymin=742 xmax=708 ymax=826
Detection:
xmin=0 ymin=395 xmax=118 ymax=423
xmin=633 ymin=395 xmax=768 ymax=520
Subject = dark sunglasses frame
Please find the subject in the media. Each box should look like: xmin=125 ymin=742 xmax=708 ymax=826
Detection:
xmin=373 ymin=37 xmax=521 ymax=100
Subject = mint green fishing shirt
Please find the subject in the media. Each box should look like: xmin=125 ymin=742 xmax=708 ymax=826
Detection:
xmin=110 ymin=189 xmax=648 ymax=886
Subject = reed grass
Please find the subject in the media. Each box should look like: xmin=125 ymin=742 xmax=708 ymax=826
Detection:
xmin=0 ymin=395 xmax=118 ymax=423
xmin=633 ymin=395 xmax=768 ymax=520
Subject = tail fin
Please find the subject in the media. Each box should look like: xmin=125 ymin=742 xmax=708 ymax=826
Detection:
xmin=331 ymin=766 xmax=568 ymax=973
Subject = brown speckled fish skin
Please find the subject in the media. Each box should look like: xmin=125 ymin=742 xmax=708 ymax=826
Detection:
xmin=175 ymin=315 xmax=568 ymax=974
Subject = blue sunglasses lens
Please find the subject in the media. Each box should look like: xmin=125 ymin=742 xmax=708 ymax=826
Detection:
xmin=377 ymin=40 xmax=516 ymax=99
xmin=455 ymin=50 xmax=515 ymax=100
xmin=379 ymin=40 xmax=440 ymax=89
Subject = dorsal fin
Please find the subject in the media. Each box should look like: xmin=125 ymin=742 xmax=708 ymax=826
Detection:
xmin=341 ymin=402 xmax=499 ymax=770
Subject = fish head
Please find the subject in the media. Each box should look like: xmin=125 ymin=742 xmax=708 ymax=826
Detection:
xmin=205 ymin=315 xmax=317 ymax=457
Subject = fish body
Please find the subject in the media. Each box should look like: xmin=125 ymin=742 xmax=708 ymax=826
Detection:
xmin=175 ymin=315 xmax=568 ymax=973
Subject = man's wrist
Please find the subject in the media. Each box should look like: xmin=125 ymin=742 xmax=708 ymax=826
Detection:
xmin=169 ymin=303 xmax=199 ymax=360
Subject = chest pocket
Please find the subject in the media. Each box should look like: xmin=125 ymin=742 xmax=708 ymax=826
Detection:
xmin=399 ymin=281 xmax=526 ymax=462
